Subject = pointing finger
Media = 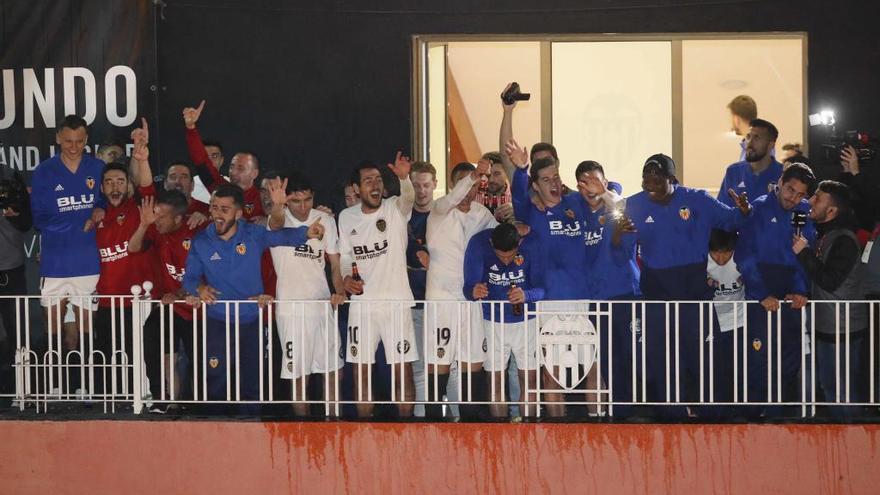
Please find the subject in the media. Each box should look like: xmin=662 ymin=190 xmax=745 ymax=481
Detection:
xmin=197 ymin=99 xmax=206 ymax=113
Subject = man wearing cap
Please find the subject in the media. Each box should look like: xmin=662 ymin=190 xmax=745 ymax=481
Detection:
xmin=612 ymin=154 xmax=750 ymax=417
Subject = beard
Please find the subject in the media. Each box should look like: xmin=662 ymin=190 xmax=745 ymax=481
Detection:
xmin=214 ymin=217 xmax=236 ymax=236
xmin=746 ymin=148 xmax=767 ymax=162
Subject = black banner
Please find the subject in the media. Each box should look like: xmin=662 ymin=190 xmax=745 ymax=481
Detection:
xmin=0 ymin=0 xmax=156 ymax=179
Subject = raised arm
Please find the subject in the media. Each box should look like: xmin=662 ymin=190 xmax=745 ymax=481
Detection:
xmin=129 ymin=196 xmax=156 ymax=254
xmin=182 ymin=100 xmax=224 ymax=190
xmin=433 ymin=158 xmax=489 ymax=215
xmin=130 ymin=118 xmax=154 ymax=189
xmin=387 ymin=151 xmax=414 ymax=217
xmin=498 ymin=84 xmax=518 ymax=182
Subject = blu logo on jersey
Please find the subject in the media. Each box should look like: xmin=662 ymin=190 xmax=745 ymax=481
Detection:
xmin=548 ymin=220 xmax=582 ymax=237
xmin=488 ymin=269 xmax=524 ymax=284
xmin=57 ymin=194 xmax=94 ymax=208
xmin=353 ymin=239 xmax=388 ymax=255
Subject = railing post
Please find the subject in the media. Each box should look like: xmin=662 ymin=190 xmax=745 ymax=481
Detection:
xmin=130 ymin=284 xmax=146 ymax=414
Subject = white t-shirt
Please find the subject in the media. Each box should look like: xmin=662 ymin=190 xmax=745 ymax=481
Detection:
xmin=707 ymin=255 xmax=745 ymax=332
xmin=338 ymin=196 xmax=414 ymax=302
xmin=271 ymin=209 xmax=338 ymax=306
xmin=426 ymin=175 xmax=498 ymax=300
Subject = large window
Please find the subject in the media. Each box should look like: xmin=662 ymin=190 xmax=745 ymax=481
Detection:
xmin=413 ymin=34 xmax=806 ymax=196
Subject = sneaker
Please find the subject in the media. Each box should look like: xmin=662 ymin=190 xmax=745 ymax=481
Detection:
xmin=148 ymin=403 xmax=171 ymax=414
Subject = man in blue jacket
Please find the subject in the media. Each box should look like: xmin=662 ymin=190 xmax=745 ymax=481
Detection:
xmin=613 ymin=154 xmax=750 ymax=417
xmin=183 ymin=183 xmax=323 ymax=414
xmin=735 ymin=162 xmax=816 ymax=416
xmin=718 ymin=119 xmax=784 ymax=207
xmin=30 ymin=114 xmax=106 ymax=396
xmin=464 ymin=223 xmax=545 ymax=418
xmin=571 ymin=160 xmax=640 ymax=417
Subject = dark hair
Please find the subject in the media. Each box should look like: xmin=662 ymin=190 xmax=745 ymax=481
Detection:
xmin=783 ymin=154 xmax=811 ymax=167
xmin=212 ymin=183 xmax=244 ymax=209
xmin=101 ymin=162 xmax=129 ymax=182
xmin=749 ymin=118 xmax=779 ymax=141
xmin=781 ymin=162 xmax=817 ymax=194
xmin=490 ymin=222 xmax=520 ymax=252
xmin=58 ymin=114 xmax=88 ymax=133
xmin=709 ymin=229 xmax=738 ymax=252
xmin=817 ymin=180 xmax=852 ymax=216
xmin=727 ymin=95 xmax=757 ymax=121
xmin=259 ymin=169 xmax=283 ymax=184
xmin=203 ymin=141 xmax=223 ymax=153
xmin=286 ymin=174 xmax=313 ymax=194
xmin=481 ymin=151 xmax=503 ymax=165
xmin=351 ymin=161 xmax=381 ymax=186
xmin=450 ymin=161 xmax=475 ymax=181
xmin=530 ymin=142 xmax=558 ymax=164
xmin=530 ymin=157 xmax=557 ymax=184
xmin=157 ymin=190 xmax=189 ymax=217
xmin=165 ymin=161 xmax=195 ymax=177
xmin=575 ymin=160 xmax=605 ymax=179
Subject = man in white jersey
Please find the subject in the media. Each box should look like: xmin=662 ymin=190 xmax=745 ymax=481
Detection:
xmin=424 ymin=160 xmax=497 ymax=418
xmin=339 ymin=154 xmax=417 ymax=417
xmin=270 ymin=175 xmax=345 ymax=416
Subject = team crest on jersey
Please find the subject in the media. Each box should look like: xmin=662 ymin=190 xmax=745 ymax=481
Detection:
xmin=514 ymin=254 xmax=524 ymax=266
xmin=396 ymin=339 xmax=411 ymax=354
xmin=244 ymin=203 xmax=254 ymax=215
xmin=376 ymin=219 xmax=387 ymax=232
xmin=752 ymin=338 xmax=762 ymax=352
xmin=235 ymin=242 xmax=247 ymax=255
xmin=86 ymin=176 xmax=95 ymax=189
xmin=598 ymin=215 xmax=606 ymax=226
xmin=116 ymin=213 xmax=126 ymax=225
xmin=437 ymin=348 xmax=445 ymax=359
xmin=564 ymin=208 xmax=575 ymax=219
xmin=209 ymin=357 xmax=219 ymax=369
xmin=679 ymin=206 xmax=691 ymax=221
xmin=182 ymin=238 xmax=192 ymax=251
xmin=350 ymin=345 xmax=358 ymax=357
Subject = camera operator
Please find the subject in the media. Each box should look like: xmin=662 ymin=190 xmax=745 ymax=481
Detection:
xmin=838 ymin=145 xmax=880 ymax=232
xmin=792 ymin=180 xmax=867 ymax=417
xmin=0 ymin=166 xmax=32 ymax=395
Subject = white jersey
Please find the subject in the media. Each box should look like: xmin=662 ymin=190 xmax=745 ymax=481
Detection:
xmin=271 ymin=209 xmax=338 ymax=307
xmin=707 ymin=255 xmax=745 ymax=332
xmin=338 ymin=195 xmax=414 ymax=302
xmin=426 ymin=174 xmax=498 ymax=300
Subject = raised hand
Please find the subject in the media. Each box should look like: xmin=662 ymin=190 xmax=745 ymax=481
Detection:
xmin=307 ymin=217 xmax=325 ymax=240
xmin=130 ymin=117 xmax=149 ymax=147
xmin=728 ymin=188 xmax=751 ymax=215
xmin=580 ymin=174 xmax=607 ymax=196
xmin=182 ymin=100 xmax=206 ymax=129
xmin=476 ymin=158 xmax=492 ymax=177
xmin=387 ymin=151 xmax=413 ymax=179
xmin=504 ymin=139 xmax=529 ymax=169
xmin=139 ymin=196 xmax=157 ymax=227
xmin=501 ymin=83 xmax=518 ymax=110
xmin=267 ymin=177 xmax=289 ymax=209
xmin=132 ymin=141 xmax=149 ymax=163
xmin=841 ymin=145 xmax=860 ymax=175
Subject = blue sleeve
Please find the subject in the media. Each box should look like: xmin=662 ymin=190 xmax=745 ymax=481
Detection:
xmin=462 ymin=237 xmax=484 ymax=301
xmin=30 ymin=169 xmax=57 ymax=232
xmin=182 ymin=241 xmax=206 ymax=296
xmin=717 ymin=169 xmax=733 ymax=206
xmin=734 ymin=221 xmax=770 ymax=300
xmin=705 ymin=191 xmax=746 ymax=232
xmin=511 ymin=167 xmax=530 ymax=223
xmin=262 ymin=226 xmax=308 ymax=249
xmin=608 ymin=181 xmax=623 ymax=195
xmin=524 ymin=245 xmax=546 ymax=303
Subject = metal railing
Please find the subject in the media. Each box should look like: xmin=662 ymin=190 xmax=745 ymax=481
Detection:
xmin=4 ymin=287 xmax=879 ymax=419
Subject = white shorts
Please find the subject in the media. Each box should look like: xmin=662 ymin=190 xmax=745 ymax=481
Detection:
xmin=276 ymin=302 xmax=342 ymax=380
xmin=483 ymin=318 xmax=538 ymax=372
xmin=40 ymin=275 xmax=99 ymax=310
xmin=346 ymin=302 xmax=419 ymax=365
xmin=423 ymin=301 xmax=485 ymax=365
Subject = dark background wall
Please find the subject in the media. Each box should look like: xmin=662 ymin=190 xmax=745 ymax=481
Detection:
xmin=152 ymin=0 xmax=879 ymax=208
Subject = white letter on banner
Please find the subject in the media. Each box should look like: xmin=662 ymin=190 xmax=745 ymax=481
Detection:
xmin=0 ymin=69 xmax=15 ymax=130
xmin=63 ymin=67 xmax=97 ymax=125
xmin=23 ymin=68 xmax=55 ymax=129
xmin=105 ymin=65 xmax=137 ymax=127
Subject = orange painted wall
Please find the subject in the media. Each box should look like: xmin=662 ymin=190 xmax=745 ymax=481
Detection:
xmin=1 ymin=421 xmax=878 ymax=494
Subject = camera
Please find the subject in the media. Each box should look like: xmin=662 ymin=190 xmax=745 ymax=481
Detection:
xmin=821 ymin=130 xmax=877 ymax=164
xmin=501 ymin=82 xmax=531 ymax=105
xmin=0 ymin=171 xmax=27 ymax=212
